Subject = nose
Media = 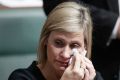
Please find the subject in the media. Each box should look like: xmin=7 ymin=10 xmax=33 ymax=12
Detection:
xmin=59 ymin=46 xmax=71 ymax=59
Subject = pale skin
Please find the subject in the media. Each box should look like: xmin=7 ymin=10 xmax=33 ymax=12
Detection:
xmin=38 ymin=31 xmax=96 ymax=80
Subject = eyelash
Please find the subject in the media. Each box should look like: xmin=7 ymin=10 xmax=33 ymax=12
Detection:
xmin=71 ymin=43 xmax=80 ymax=48
xmin=54 ymin=41 xmax=80 ymax=49
xmin=54 ymin=40 xmax=64 ymax=47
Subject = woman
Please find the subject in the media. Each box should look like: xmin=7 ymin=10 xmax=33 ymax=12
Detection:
xmin=8 ymin=2 xmax=103 ymax=80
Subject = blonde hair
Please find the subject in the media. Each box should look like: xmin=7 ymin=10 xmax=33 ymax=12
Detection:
xmin=38 ymin=2 xmax=93 ymax=65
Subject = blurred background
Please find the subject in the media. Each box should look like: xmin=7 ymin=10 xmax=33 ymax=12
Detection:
xmin=0 ymin=0 xmax=46 ymax=80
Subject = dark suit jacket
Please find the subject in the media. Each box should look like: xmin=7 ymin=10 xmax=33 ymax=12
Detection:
xmin=83 ymin=0 xmax=118 ymax=46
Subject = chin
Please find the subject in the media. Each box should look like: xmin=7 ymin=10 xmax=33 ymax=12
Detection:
xmin=55 ymin=66 xmax=65 ymax=71
xmin=58 ymin=68 xmax=65 ymax=76
xmin=55 ymin=65 xmax=66 ymax=74
xmin=59 ymin=66 xmax=66 ymax=71
xmin=57 ymin=66 xmax=67 ymax=75
xmin=54 ymin=61 xmax=68 ymax=74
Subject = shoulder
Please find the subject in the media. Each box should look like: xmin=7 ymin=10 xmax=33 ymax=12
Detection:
xmin=94 ymin=71 xmax=104 ymax=80
xmin=8 ymin=61 xmax=45 ymax=80
xmin=8 ymin=68 xmax=34 ymax=80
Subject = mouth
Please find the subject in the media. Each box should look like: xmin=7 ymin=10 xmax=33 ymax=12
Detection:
xmin=57 ymin=60 xmax=68 ymax=67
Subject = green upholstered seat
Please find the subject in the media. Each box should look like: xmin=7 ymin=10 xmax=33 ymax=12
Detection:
xmin=0 ymin=8 xmax=46 ymax=80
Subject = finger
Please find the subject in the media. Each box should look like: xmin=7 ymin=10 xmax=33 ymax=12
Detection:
xmin=73 ymin=54 xmax=85 ymax=79
xmin=83 ymin=69 xmax=89 ymax=80
xmin=73 ymin=51 xmax=81 ymax=69
xmin=80 ymin=54 xmax=86 ymax=69
xmin=78 ymin=68 xmax=85 ymax=79
xmin=79 ymin=49 xmax=87 ymax=69
xmin=84 ymin=57 xmax=92 ymax=64
xmin=84 ymin=57 xmax=95 ymax=71
xmin=84 ymin=58 xmax=96 ymax=79
xmin=68 ymin=56 xmax=75 ymax=69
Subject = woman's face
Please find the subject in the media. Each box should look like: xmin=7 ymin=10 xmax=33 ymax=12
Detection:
xmin=46 ymin=31 xmax=85 ymax=74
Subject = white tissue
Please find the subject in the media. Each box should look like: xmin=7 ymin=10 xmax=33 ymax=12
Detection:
xmin=69 ymin=48 xmax=78 ymax=64
xmin=81 ymin=50 xmax=87 ymax=56
xmin=68 ymin=48 xmax=87 ymax=65
xmin=72 ymin=48 xmax=78 ymax=56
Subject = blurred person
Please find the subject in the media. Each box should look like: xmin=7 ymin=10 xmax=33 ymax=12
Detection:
xmin=8 ymin=2 xmax=103 ymax=80
xmin=43 ymin=0 xmax=120 ymax=80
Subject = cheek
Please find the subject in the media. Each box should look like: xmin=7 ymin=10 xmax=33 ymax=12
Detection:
xmin=47 ymin=44 xmax=61 ymax=60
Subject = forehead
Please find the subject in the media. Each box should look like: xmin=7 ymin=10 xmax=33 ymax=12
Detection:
xmin=48 ymin=31 xmax=84 ymax=41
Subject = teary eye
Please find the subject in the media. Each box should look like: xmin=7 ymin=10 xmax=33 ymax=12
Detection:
xmin=70 ymin=43 xmax=80 ymax=49
xmin=54 ymin=39 xmax=64 ymax=47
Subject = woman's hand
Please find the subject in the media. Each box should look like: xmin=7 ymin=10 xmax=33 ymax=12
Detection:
xmin=83 ymin=57 xmax=96 ymax=80
xmin=60 ymin=51 xmax=96 ymax=80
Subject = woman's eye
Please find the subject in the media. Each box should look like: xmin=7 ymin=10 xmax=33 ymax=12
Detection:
xmin=71 ymin=43 xmax=80 ymax=48
xmin=54 ymin=40 xmax=64 ymax=47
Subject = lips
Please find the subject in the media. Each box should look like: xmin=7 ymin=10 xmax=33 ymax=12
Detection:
xmin=57 ymin=60 xmax=68 ymax=67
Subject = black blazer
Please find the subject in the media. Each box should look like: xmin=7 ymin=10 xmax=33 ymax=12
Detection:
xmin=76 ymin=0 xmax=120 ymax=59
xmin=83 ymin=0 xmax=119 ymax=47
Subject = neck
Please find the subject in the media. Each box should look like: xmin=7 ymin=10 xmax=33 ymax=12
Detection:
xmin=37 ymin=61 xmax=61 ymax=80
